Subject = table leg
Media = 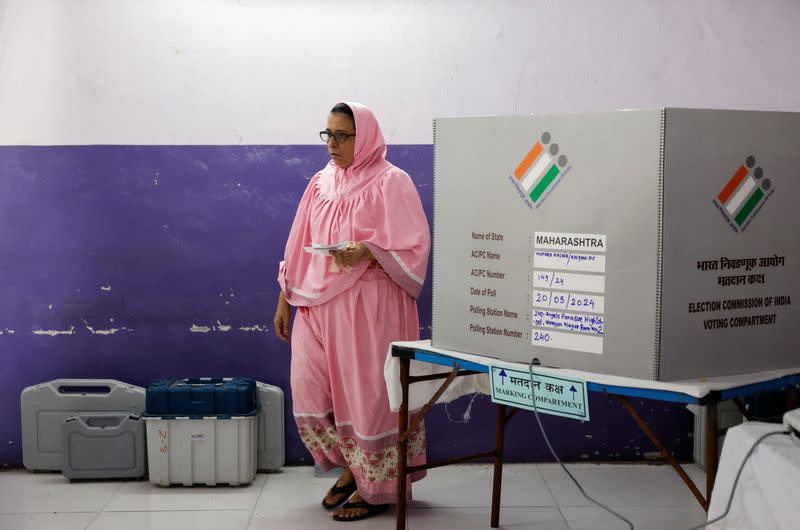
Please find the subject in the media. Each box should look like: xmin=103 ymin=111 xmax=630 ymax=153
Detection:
xmin=705 ymin=402 xmax=718 ymax=504
xmin=396 ymin=357 xmax=410 ymax=530
xmin=615 ymin=395 xmax=708 ymax=510
xmin=787 ymin=384 xmax=799 ymax=411
xmin=490 ymin=404 xmax=507 ymax=528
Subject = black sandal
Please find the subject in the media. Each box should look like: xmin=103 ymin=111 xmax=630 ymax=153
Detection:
xmin=321 ymin=479 xmax=358 ymax=510
xmin=332 ymin=500 xmax=390 ymax=522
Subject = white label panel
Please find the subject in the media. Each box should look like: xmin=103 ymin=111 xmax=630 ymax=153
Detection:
xmin=533 ymin=271 xmax=606 ymax=293
xmin=532 ymin=290 xmax=605 ymax=314
xmin=531 ymin=329 xmax=604 ymax=354
xmin=534 ymin=232 xmax=607 ymax=252
xmin=532 ymin=309 xmax=605 ymax=336
xmin=533 ymin=250 xmax=606 ymax=273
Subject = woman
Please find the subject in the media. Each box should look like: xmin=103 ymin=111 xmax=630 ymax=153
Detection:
xmin=274 ymin=102 xmax=430 ymax=522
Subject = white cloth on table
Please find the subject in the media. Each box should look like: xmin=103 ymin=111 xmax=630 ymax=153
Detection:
xmin=706 ymin=421 xmax=799 ymax=530
xmin=384 ymin=340 xmax=800 ymax=412
xmin=384 ymin=341 xmax=489 ymax=412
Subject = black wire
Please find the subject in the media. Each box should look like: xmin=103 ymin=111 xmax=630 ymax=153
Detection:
xmin=689 ymin=429 xmax=787 ymax=530
xmin=528 ymin=358 xmax=634 ymax=530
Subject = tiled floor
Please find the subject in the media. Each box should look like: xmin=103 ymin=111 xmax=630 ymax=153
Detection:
xmin=0 ymin=463 xmax=708 ymax=529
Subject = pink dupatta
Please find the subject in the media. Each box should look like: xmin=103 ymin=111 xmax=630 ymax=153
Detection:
xmin=278 ymin=102 xmax=430 ymax=306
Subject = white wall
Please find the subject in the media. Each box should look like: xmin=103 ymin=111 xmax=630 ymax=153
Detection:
xmin=1 ymin=0 xmax=799 ymax=145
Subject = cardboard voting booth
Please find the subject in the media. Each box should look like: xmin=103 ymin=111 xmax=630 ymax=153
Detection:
xmin=431 ymin=109 xmax=799 ymax=380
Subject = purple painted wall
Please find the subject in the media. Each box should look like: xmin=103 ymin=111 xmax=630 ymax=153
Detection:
xmin=0 ymin=145 xmax=693 ymax=467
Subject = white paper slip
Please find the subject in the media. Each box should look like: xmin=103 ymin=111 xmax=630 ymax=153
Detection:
xmin=532 ymin=290 xmax=605 ymax=314
xmin=533 ymin=250 xmax=606 ymax=273
xmin=303 ymin=241 xmax=350 ymax=255
xmin=532 ymin=270 xmax=605 ymax=293
xmin=531 ymin=329 xmax=604 ymax=354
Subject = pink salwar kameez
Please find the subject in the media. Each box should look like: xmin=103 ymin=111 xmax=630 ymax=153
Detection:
xmin=278 ymin=102 xmax=430 ymax=504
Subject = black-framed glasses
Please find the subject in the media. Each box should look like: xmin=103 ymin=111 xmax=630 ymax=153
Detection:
xmin=320 ymin=130 xmax=356 ymax=143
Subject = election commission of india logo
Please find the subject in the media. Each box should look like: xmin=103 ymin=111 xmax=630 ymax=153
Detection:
xmin=713 ymin=155 xmax=775 ymax=233
xmin=508 ymin=131 xmax=571 ymax=209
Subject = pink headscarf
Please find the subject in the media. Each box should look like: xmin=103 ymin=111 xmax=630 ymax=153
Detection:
xmin=278 ymin=102 xmax=430 ymax=306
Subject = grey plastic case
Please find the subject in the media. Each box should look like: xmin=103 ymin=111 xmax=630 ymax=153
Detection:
xmin=61 ymin=413 xmax=146 ymax=480
xmin=21 ymin=379 xmax=145 ymax=470
xmin=256 ymin=381 xmax=285 ymax=471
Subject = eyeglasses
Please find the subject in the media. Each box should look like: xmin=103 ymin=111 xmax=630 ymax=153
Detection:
xmin=319 ymin=130 xmax=356 ymax=143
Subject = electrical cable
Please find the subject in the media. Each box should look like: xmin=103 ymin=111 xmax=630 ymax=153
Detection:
xmin=528 ymin=358 xmax=634 ymax=530
xmin=689 ymin=430 xmax=787 ymax=530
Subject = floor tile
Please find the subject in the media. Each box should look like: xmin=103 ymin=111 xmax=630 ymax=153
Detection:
xmin=250 ymin=508 xmax=398 ymax=529
xmin=251 ymin=489 xmax=396 ymax=530
xmin=89 ymin=509 xmax=253 ymax=530
xmin=561 ymin=505 xmax=707 ymax=530
xmin=253 ymin=466 xmax=561 ymax=529
xmin=0 ymin=471 xmax=122 ymax=513
xmin=411 ymin=464 xmax=555 ymax=508
xmin=407 ymin=506 xmax=568 ymax=530
xmin=0 ymin=512 xmax=96 ymax=530
xmin=253 ymin=467 xmax=394 ymax=529
xmin=0 ymin=464 xmax=714 ymax=530
xmin=254 ymin=467 xmax=335 ymax=515
xmin=538 ymin=463 xmax=706 ymax=509
xmin=104 ymin=474 xmax=266 ymax=512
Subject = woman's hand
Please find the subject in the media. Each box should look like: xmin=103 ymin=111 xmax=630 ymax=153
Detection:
xmin=330 ymin=241 xmax=373 ymax=271
xmin=273 ymin=291 xmax=292 ymax=342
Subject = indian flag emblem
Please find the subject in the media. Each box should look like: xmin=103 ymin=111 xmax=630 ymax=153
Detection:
xmin=512 ymin=132 xmax=570 ymax=207
xmin=714 ymin=155 xmax=774 ymax=231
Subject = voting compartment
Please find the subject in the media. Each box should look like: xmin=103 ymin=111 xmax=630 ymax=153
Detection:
xmin=431 ymin=109 xmax=799 ymax=380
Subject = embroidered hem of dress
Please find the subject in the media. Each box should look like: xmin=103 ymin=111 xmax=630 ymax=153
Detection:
xmin=299 ymin=423 xmax=426 ymax=485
